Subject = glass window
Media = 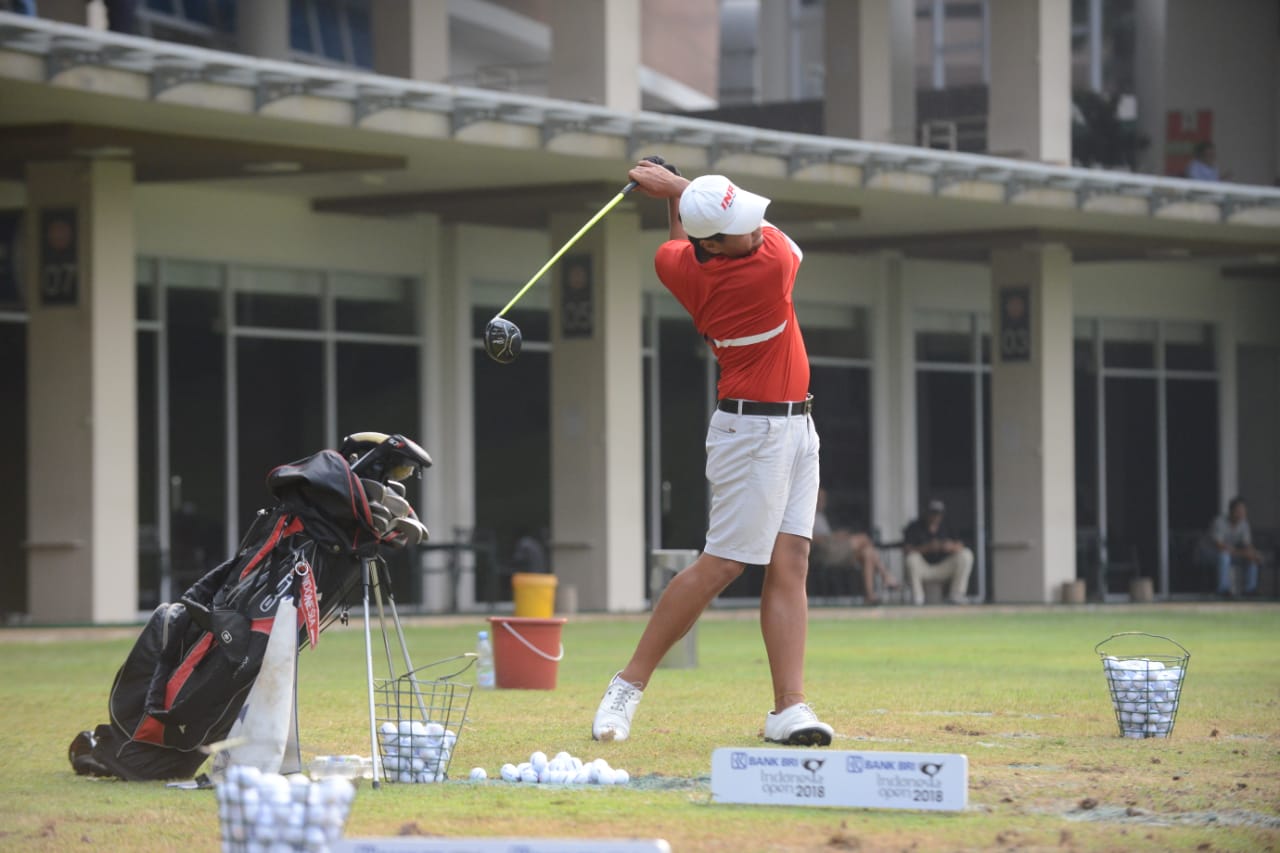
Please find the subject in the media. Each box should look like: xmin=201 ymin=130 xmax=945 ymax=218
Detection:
xmin=810 ymin=365 xmax=872 ymax=533
xmin=916 ymin=310 xmax=974 ymax=364
xmin=347 ymin=1 xmax=373 ymax=69
xmin=136 ymin=258 xmax=157 ymax=321
xmin=0 ymin=321 xmax=27 ymax=614
xmin=236 ymin=338 xmax=325 ymax=535
xmin=338 ymin=341 xmax=420 ymax=599
xmin=799 ymin=304 xmax=869 ymax=360
xmin=472 ymin=307 xmax=551 ymax=604
xmin=137 ymin=328 xmax=160 ymax=609
xmin=235 ymin=268 xmax=322 ymax=329
xmin=181 ymin=0 xmax=213 ymax=25
xmin=1165 ymin=322 xmax=1215 ymax=372
xmin=168 ymin=285 xmax=228 ymax=591
xmin=334 ymin=273 xmax=415 ymax=335
xmin=1102 ymin=319 xmax=1156 ymax=369
xmin=290 ymin=0 xmax=373 ymax=68
xmin=290 ymin=0 xmax=314 ymax=53
xmin=315 ymin=0 xmax=345 ymax=61
xmin=1166 ymin=379 xmax=1219 ymax=593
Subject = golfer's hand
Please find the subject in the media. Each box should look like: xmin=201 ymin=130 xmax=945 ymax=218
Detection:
xmin=628 ymin=159 xmax=688 ymax=199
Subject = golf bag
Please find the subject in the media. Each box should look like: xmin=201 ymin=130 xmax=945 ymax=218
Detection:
xmin=69 ymin=433 xmax=432 ymax=781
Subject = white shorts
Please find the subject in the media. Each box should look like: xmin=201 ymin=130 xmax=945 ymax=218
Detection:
xmin=702 ymin=407 xmax=821 ymax=565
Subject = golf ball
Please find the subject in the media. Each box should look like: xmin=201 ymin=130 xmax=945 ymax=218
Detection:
xmin=470 ymin=767 xmax=487 ymax=781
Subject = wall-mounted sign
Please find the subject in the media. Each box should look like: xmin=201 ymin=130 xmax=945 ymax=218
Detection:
xmin=999 ymin=285 xmax=1031 ymax=363
xmin=0 ymin=210 xmax=20 ymax=307
xmin=39 ymin=208 xmax=79 ymax=307
xmin=560 ymin=254 xmax=593 ymax=339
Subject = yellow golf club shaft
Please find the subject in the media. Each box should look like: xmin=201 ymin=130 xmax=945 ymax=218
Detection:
xmin=496 ymin=183 xmax=636 ymax=319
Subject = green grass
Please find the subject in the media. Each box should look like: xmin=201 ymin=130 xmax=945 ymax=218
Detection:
xmin=1 ymin=604 xmax=1277 ymax=851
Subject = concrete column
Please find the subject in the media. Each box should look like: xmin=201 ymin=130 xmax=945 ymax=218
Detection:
xmin=237 ymin=0 xmax=290 ymax=61
xmin=373 ymin=0 xmax=449 ymax=82
xmin=757 ymin=0 xmax=791 ymax=102
xmin=988 ymin=245 xmax=1075 ymax=604
xmin=25 ymin=159 xmax=137 ymax=624
xmin=37 ymin=0 xmax=90 ymax=26
xmin=871 ymin=251 xmax=913 ymax=542
xmin=823 ymin=0 xmax=916 ymax=144
xmin=548 ymin=208 xmax=645 ymax=612
xmin=987 ymin=0 xmax=1071 ymax=164
xmin=549 ymin=0 xmax=640 ymax=112
xmin=421 ymin=216 xmax=471 ymax=613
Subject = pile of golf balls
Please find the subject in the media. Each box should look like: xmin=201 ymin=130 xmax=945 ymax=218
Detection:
xmin=493 ymin=750 xmax=631 ymax=786
xmin=216 ymin=765 xmax=354 ymax=853
xmin=1102 ymin=656 xmax=1184 ymax=738
xmin=377 ymin=720 xmax=458 ymax=783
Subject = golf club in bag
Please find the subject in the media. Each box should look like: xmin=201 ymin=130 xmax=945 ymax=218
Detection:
xmin=68 ymin=432 xmax=433 ymax=781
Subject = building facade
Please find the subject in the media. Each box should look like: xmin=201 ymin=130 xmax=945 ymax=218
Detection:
xmin=1 ymin=0 xmax=1277 ymax=623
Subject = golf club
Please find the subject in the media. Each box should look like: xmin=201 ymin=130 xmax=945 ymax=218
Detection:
xmin=483 ymin=155 xmax=676 ymax=364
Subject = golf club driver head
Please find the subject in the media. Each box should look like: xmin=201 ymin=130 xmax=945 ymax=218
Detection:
xmin=484 ymin=316 xmax=523 ymax=364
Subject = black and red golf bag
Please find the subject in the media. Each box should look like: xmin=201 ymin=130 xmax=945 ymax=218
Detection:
xmin=70 ymin=433 xmax=432 ymax=781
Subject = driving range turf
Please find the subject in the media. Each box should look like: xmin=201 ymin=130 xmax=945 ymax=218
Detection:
xmin=1 ymin=603 xmax=1276 ymax=851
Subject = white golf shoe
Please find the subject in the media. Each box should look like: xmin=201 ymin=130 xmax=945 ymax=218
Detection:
xmin=592 ymin=673 xmax=643 ymax=742
xmin=763 ymin=702 xmax=834 ymax=746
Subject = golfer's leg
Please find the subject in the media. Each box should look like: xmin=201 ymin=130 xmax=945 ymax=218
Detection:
xmin=619 ymin=552 xmax=743 ymax=688
xmin=948 ymin=548 xmax=974 ymax=602
xmin=760 ymin=532 xmax=811 ymax=711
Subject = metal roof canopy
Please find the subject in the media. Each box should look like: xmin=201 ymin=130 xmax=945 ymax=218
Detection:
xmin=3 ymin=12 xmax=1280 ymax=239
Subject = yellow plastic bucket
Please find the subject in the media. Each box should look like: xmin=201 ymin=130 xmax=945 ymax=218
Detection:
xmin=512 ymin=572 xmax=557 ymax=618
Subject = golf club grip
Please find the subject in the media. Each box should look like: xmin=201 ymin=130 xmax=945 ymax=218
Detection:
xmin=626 ymin=154 xmax=677 ymax=192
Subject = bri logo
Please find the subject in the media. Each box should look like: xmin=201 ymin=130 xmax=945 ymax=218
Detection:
xmin=720 ymin=183 xmax=736 ymax=210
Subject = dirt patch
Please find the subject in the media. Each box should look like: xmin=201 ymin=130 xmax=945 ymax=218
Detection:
xmin=1062 ymin=804 xmax=1280 ymax=829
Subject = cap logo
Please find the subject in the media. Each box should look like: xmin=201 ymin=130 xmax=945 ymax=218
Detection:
xmin=720 ymin=184 xmax=736 ymax=210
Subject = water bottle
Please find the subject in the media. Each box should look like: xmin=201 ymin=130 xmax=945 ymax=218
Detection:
xmin=475 ymin=630 xmax=495 ymax=689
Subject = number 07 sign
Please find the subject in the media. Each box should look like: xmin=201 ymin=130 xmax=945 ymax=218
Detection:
xmin=999 ymin=285 xmax=1031 ymax=363
xmin=711 ymin=748 xmax=968 ymax=811
xmin=40 ymin=208 xmax=79 ymax=307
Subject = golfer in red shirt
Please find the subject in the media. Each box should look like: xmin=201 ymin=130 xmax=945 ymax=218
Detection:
xmin=592 ymin=160 xmax=831 ymax=747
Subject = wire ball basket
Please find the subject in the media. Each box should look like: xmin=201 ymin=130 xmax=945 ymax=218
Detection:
xmin=373 ymin=654 xmax=474 ymax=783
xmin=1096 ymin=632 xmax=1190 ymax=739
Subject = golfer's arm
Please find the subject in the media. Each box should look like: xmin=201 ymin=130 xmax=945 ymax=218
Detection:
xmin=667 ymin=197 xmax=688 ymax=242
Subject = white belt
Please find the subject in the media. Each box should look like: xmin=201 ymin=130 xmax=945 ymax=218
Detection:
xmin=709 ymin=319 xmax=787 ymax=349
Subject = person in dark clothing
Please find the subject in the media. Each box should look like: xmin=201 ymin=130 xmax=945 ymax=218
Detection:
xmin=902 ymin=499 xmax=973 ymax=605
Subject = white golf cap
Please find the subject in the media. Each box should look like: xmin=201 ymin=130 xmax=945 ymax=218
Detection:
xmin=679 ymin=175 xmax=771 ymax=239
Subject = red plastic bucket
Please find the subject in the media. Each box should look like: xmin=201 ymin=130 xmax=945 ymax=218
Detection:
xmin=487 ymin=616 xmax=567 ymax=689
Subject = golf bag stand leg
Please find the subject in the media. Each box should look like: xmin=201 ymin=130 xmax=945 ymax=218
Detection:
xmin=372 ymin=564 xmax=432 ymax=723
xmin=361 ymin=556 xmax=384 ymax=789
xmin=361 ymin=555 xmax=429 ymax=789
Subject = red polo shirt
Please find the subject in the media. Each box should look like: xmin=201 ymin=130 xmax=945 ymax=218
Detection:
xmin=654 ymin=225 xmax=809 ymax=403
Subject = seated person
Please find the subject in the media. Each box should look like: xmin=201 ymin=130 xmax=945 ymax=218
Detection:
xmin=510 ymin=527 xmax=549 ymax=574
xmin=903 ymin=499 xmax=974 ymax=605
xmin=1210 ymin=497 xmax=1261 ymax=597
xmin=812 ymin=488 xmax=900 ymax=604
